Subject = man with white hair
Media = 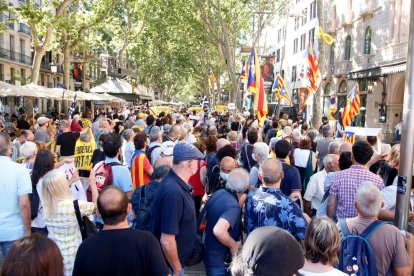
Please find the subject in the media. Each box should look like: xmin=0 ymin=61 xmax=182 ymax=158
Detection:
xmin=339 ymin=182 xmax=414 ymax=275
xmin=328 ymin=141 xmax=340 ymax=155
xmin=316 ymin=124 xmax=334 ymax=170
xmin=303 ymin=154 xmax=339 ymax=216
xmin=203 ymin=168 xmax=250 ymax=275
xmin=245 ymin=159 xmax=309 ymax=241
xmin=249 ymin=142 xmax=269 ymax=188
xmin=147 ymin=127 xmax=163 ymax=165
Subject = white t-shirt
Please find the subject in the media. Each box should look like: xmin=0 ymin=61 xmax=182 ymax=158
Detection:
xmin=304 ymin=170 xmax=327 ymax=210
xmin=31 ymin=179 xmax=45 ymax=228
xmin=298 ymin=268 xmax=346 ymax=275
xmin=293 ymin=148 xmax=312 ymax=168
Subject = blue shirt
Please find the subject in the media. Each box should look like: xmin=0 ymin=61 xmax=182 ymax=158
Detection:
xmin=245 ymin=187 xmax=308 ymax=240
xmin=206 ymin=152 xmax=219 ymax=179
xmin=150 ymin=170 xmax=197 ymax=265
xmin=0 ymin=156 xmax=32 ymax=241
xmin=279 ymin=159 xmax=302 ymax=196
xmin=204 ymin=189 xmax=241 ymax=267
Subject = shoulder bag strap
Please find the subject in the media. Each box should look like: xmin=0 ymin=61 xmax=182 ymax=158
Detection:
xmin=361 ymin=220 xmax=387 ymax=239
xmin=245 ymin=144 xmax=251 ymax=170
xmin=338 ymin=218 xmax=351 ymax=237
xmin=73 ymin=200 xmax=84 ymax=231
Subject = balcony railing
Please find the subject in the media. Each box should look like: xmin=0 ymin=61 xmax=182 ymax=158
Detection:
xmin=19 ymin=23 xmax=31 ymax=36
xmin=354 ymin=54 xmax=375 ymax=70
xmin=340 ymin=11 xmax=353 ymax=28
xmin=39 ymin=61 xmax=64 ymax=73
xmin=0 ymin=47 xmax=32 ymax=65
xmin=334 ymin=60 xmax=352 ymax=76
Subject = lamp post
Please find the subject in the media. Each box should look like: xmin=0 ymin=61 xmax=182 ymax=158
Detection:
xmin=367 ymin=81 xmax=373 ymax=94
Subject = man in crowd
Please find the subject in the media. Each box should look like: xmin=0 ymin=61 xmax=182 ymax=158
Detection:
xmin=328 ymin=141 xmax=340 ymax=155
xmin=316 ymin=124 xmax=334 ymax=170
xmin=249 ymin=142 xmax=269 ymax=188
xmin=163 ymin=125 xmax=180 ymax=143
xmin=151 ymin=142 xmax=204 ymax=276
xmin=55 ymin=119 xmax=80 ymax=161
xmin=203 ymin=168 xmax=249 ymax=275
xmin=73 ymin=186 xmax=170 ymax=276
xmin=207 ymin=156 xmax=237 ymax=195
xmin=239 ymin=128 xmax=258 ymax=172
xmin=273 ymin=140 xmax=302 ymax=198
xmin=147 ymin=127 xmax=163 ymax=165
xmin=0 ymin=132 xmax=32 ymax=256
xmin=11 ymin=129 xmax=33 ymax=162
xmin=131 ymin=132 xmax=153 ymax=188
xmin=144 ymin=115 xmax=156 ymax=135
xmin=34 ymin=117 xmax=54 ymax=148
xmin=328 ymin=140 xmax=384 ymax=219
xmin=304 ymin=154 xmax=339 ymax=216
xmin=245 ymin=159 xmax=309 ymax=241
xmin=217 ymin=117 xmax=229 ymax=139
xmin=264 ymin=118 xmax=278 ymax=144
xmin=339 ymin=182 xmax=414 ymax=275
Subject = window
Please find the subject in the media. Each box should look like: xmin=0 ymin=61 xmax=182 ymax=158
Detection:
xmin=324 ymin=82 xmax=331 ymax=95
xmin=354 ymin=94 xmax=367 ymax=127
xmin=20 ymin=68 xmax=26 ymax=84
xmin=0 ymin=64 xmax=4 ymax=81
xmin=338 ymin=80 xmax=347 ymax=94
xmin=294 ymin=18 xmax=299 ymax=30
xmin=10 ymin=68 xmax=15 ymax=84
xmin=293 ymin=38 xmax=298 ymax=54
xmin=292 ymin=66 xmax=297 ymax=82
xmin=323 ymin=97 xmax=331 ymax=117
xmin=344 ymin=36 xmax=351 ymax=61
xmin=364 ymin=27 xmax=372 ymax=55
xmin=276 ymin=49 xmax=281 ymax=62
xmin=330 ymin=43 xmax=335 ymax=65
xmin=308 ymin=28 xmax=315 ymax=44
xmin=302 ymin=9 xmax=307 ymax=25
xmin=310 ymin=1 xmax=316 ymax=19
xmin=300 ymin=33 xmax=306 ymax=51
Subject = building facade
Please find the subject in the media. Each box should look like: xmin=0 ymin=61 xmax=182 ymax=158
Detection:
xmin=321 ymin=0 xmax=409 ymax=141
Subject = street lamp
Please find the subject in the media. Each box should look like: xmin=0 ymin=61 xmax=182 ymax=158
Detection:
xmin=367 ymin=81 xmax=373 ymax=94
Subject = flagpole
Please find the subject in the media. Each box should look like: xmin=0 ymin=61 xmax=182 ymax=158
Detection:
xmin=395 ymin=1 xmax=414 ymax=230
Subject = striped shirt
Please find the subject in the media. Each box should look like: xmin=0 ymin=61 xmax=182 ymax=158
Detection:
xmin=330 ymin=165 xmax=384 ymax=218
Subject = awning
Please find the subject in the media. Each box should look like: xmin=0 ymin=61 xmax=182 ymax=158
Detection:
xmin=348 ymin=62 xmax=406 ymax=80
xmin=138 ymin=94 xmax=153 ymax=101
xmin=0 ymin=81 xmax=47 ymax=98
xmin=90 ymin=78 xmax=133 ymax=94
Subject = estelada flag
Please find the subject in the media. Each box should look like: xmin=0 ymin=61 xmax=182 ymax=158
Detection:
xmin=272 ymin=73 xmax=292 ymax=106
xmin=300 ymin=40 xmax=321 ymax=112
xmin=342 ymin=83 xmax=361 ymax=127
xmin=343 ymin=130 xmax=356 ymax=144
xmin=247 ymin=48 xmax=268 ymax=126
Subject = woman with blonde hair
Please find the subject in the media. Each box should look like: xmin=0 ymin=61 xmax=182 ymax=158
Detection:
xmin=42 ymin=169 xmax=98 ymax=276
xmin=298 ymin=217 xmax=346 ymax=275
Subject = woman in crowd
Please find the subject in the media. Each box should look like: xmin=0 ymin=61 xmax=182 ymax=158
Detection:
xmin=298 ymin=217 xmax=345 ymax=275
xmin=20 ymin=141 xmax=38 ymax=172
xmin=42 ymin=169 xmax=98 ymax=276
xmin=293 ymin=136 xmax=317 ymax=191
xmin=71 ymin=114 xmax=83 ymax=132
xmin=189 ymin=141 xmax=207 ymax=215
xmin=1 ymin=233 xmax=64 ymax=276
xmin=91 ymin=133 xmax=109 ymax=167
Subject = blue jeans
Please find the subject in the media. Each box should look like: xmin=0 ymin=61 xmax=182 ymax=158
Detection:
xmin=206 ymin=266 xmax=228 ymax=276
xmin=169 ymin=267 xmax=184 ymax=276
xmin=0 ymin=240 xmax=15 ymax=257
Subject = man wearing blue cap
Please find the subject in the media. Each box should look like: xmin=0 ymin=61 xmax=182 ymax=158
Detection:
xmin=150 ymin=141 xmax=204 ymax=276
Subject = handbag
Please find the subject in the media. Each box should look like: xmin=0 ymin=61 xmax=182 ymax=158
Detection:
xmin=73 ymin=200 xmax=97 ymax=240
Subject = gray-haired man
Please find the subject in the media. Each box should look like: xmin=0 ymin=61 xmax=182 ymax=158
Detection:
xmin=203 ymin=168 xmax=250 ymax=275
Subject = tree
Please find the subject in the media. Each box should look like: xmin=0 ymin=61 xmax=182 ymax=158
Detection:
xmin=10 ymin=0 xmax=74 ymax=84
xmin=312 ymin=0 xmax=324 ymax=127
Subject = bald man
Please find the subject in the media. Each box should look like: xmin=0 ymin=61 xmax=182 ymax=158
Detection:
xmin=163 ymin=125 xmax=180 ymax=143
xmin=245 ymin=159 xmax=309 ymax=241
xmin=339 ymin=142 xmax=352 ymax=154
xmin=303 ymin=154 xmax=340 ymax=216
xmin=206 ymin=156 xmax=236 ymax=196
xmin=73 ymin=186 xmax=169 ymax=276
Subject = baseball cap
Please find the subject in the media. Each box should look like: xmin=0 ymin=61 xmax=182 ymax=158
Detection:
xmin=173 ymin=142 xmax=204 ymax=162
xmin=242 ymin=226 xmax=304 ymax=275
xmin=37 ymin=117 xmax=51 ymax=126
xmin=161 ymin=141 xmax=175 ymax=156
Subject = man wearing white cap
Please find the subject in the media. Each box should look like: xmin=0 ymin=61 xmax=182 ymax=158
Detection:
xmin=34 ymin=117 xmax=54 ymax=148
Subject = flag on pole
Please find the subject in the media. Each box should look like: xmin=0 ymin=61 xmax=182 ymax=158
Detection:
xmin=342 ymin=83 xmax=361 ymax=127
xmin=272 ymin=74 xmax=292 ymax=105
xmin=240 ymin=61 xmax=248 ymax=80
xmin=343 ymin=130 xmax=356 ymax=144
xmin=300 ymin=40 xmax=321 ymax=112
xmin=247 ymin=48 xmax=268 ymax=126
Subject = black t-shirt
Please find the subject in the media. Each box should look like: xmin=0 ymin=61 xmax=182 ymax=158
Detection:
xmin=73 ymin=228 xmax=169 ymax=276
xmin=150 ymin=170 xmax=197 ymax=265
xmin=56 ymin=132 xmax=80 ymax=156
xmin=17 ymin=119 xmax=31 ymax=130
xmin=91 ymin=149 xmax=106 ymax=167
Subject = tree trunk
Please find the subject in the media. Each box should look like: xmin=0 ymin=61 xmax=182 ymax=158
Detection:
xmin=312 ymin=0 xmax=324 ymax=127
xmin=31 ymin=48 xmax=45 ymax=84
xmin=63 ymin=41 xmax=71 ymax=89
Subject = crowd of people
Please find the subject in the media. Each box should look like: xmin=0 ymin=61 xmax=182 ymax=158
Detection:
xmin=0 ymin=106 xmax=413 ymax=276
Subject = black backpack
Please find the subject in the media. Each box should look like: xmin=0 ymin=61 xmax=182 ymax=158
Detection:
xmin=29 ymin=187 xmax=40 ymax=220
xmin=145 ymin=145 xmax=160 ymax=165
xmin=131 ymin=181 xmax=160 ymax=231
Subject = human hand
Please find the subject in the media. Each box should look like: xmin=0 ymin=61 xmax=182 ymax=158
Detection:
xmin=64 ymin=158 xmax=74 ymax=164
xmin=289 ymin=192 xmax=301 ymax=201
xmin=68 ymin=170 xmax=80 ymax=185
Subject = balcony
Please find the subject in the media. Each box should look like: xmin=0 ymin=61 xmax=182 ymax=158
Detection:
xmin=354 ymin=54 xmax=375 ymax=70
xmin=323 ymin=64 xmax=334 ymax=79
xmin=376 ymin=41 xmax=408 ymax=65
xmin=18 ymin=23 xmax=31 ymax=36
xmin=359 ymin=0 xmax=374 ymax=18
xmin=0 ymin=47 xmax=32 ymax=66
xmin=340 ymin=11 xmax=353 ymax=28
xmin=334 ymin=60 xmax=352 ymax=76
xmin=39 ymin=61 xmax=64 ymax=73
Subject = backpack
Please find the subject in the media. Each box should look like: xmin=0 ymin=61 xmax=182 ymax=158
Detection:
xmin=131 ymin=182 xmax=159 ymax=231
xmin=29 ymin=186 xmax=40 ymax=220
xmin=87 ymin=161 xmax=121 ymax=201
xmin=145 ymin=145 xmax=160 ymax=165
xmin=337 ymin=219 xmax=387 ymax=275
